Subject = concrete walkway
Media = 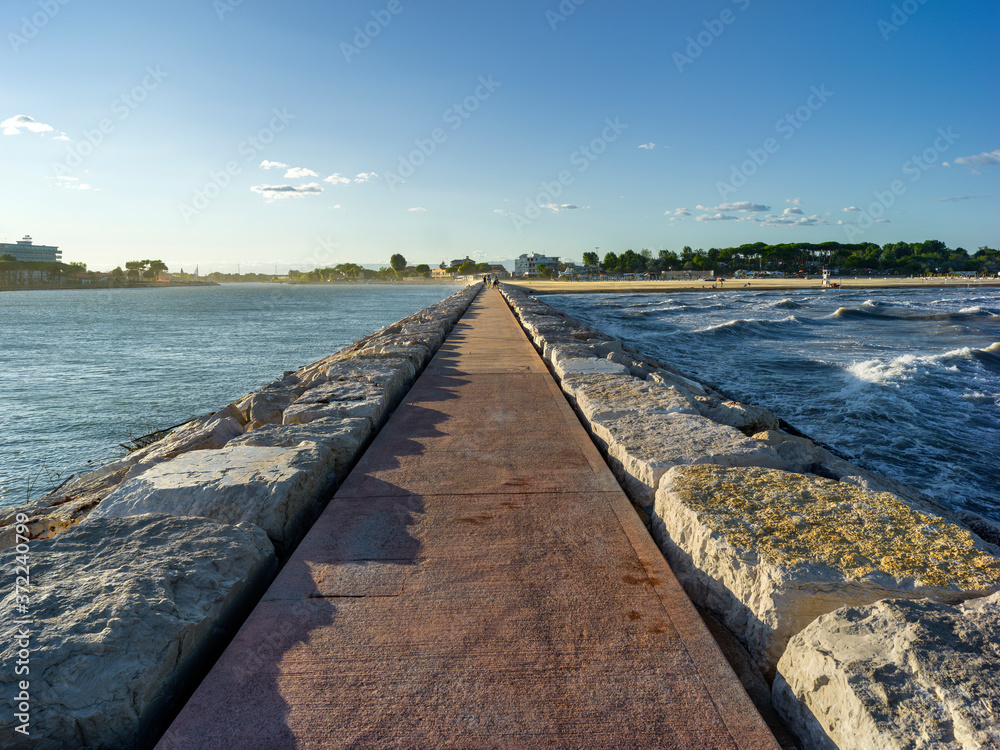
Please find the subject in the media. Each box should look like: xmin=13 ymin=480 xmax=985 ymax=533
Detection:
xmin=157 ymin=289 xmax=779 ymax=749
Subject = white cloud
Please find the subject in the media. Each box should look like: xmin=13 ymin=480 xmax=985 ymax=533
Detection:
xmin=932 ymin=195 xmax=978 ymax=202
xmin=323 ymin=173 xmax=351 ymax=184
xmin=493 ymin=209 xmax=511 ymax=216
xmin=51 ymin=175 xmax=95 ymax=191
xmin=842 ymin=206 xmax=861 ymax=212
xmin=696 ymin=213 xmax=738 ymax=222
xmin=284 ymin=167 xmax=318 ymax=178
xmin=782 ymin=207 xmax=803 ymax=216
xmin=260 ymin=160 xmax=288 ymax=170
xmin=637 ymin=143 xmax=655 ymax=150
xmin=2 ymin=114 xmax=54 ymax=135
xmin=540 ymin=203 xmax=586 ymax=212
xmin=250 ymin=183 xmax=323 ymax=200
xmin=408 ymin=207 xmax=426 ymax=212
xmin=785 ymin=197 xmax=802 ymax=205
xmin=696 ymin=201 xmax=770 ymax=212
xmin=665 ymin=208 xmax=690 ymax=217
xmin=354 ymin=172 xmax=378 ymax=182
xmin=949 ymin=150 xmax=1000 ymax=171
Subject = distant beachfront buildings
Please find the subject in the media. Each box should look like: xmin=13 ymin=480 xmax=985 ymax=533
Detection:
xmin=0 ymin=235 xmax=61 ymax=263
xmin=514 ymin=252 xmax=560 ymax=277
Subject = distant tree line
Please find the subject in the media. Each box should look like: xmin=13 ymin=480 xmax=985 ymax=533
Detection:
xmin=578 ymin=241 xmax=1000 ymax=276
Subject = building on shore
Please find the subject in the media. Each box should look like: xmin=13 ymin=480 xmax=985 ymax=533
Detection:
xmin=514 ymin=252 xmax=561 ymax=277
xmin=0 ymin=235 xmax=61 ymax=263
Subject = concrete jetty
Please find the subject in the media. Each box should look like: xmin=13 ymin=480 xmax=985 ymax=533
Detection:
xmin=157 ymin=288 xmax=778 ymax=749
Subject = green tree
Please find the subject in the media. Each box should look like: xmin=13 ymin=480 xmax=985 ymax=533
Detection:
xmin=459 ymin=260 xmax=476 ymax=275
xmin=125 ymin=260 xmax=145 ymax=281
xmin=414 ymin=264 xmax=431 ymax=277
xmin=582 ymin=251 xmax=599 ymax=267
xmin=602 ymin=252 xmax=619 ymax=273
xmin=148 ymin=260 xmax=168 ymax=281
xmin=0 ymin=253 xmax=15 ymax=262
xmin=389 ymin=253 xmax=407 ymax=277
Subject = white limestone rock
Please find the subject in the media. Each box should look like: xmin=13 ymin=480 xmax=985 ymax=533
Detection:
xmin=123 ymin=405 xmax=246 ymax=481
xmin=562 ymin=373 xmax=699 ymax=423
xmin=552 ymin=355 xmax=630 ymax=381
xmin=773 ymin=593 xmax=1000 ymax=750
xmin=88 ymin=442 xmax=338 ymax=551
xmin=591 ymin=412 xmax=784 ymax=506
xmin=0 ymin=514 xmax=275 ymax=749
xmin=653 ymin=465 xmax=1000 ymax=678
xmin=701 ymin=400 xmax=780 ymax=434
xmin=230 ymin=417 xmax=369 ymax=483
xmin=282 ymin=378 xmax=388 ymax=428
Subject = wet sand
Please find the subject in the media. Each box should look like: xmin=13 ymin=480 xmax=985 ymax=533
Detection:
xmin=507 ymin=277 xmax=1000 ymax=295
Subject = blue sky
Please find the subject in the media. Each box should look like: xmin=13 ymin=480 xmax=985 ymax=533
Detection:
xmin=2 ymin=0 xmax=997 ymax=272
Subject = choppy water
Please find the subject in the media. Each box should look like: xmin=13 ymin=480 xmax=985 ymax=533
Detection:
xmin=0 ymin=283 xmax=460 ymax=509
xmin=543 ymin=287 xmax=1000 ymax=524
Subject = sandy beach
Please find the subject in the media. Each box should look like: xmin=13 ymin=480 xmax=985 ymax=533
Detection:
xmin=507 ymin=277 xmax=1000 ymax=295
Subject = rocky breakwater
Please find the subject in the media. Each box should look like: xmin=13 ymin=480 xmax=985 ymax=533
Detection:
xmin=500 ymin=284 xmax=1000 ymax=750
xmin=0 ymin=285 xmax=479 ymax=749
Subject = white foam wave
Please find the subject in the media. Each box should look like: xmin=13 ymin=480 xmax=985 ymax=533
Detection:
xmin=847 ymin=347 xmax=976 ymax=383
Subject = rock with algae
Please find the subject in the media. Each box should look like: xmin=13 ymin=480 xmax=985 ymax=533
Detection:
xmin=652 ymin=464 xmax=1000 ymax=677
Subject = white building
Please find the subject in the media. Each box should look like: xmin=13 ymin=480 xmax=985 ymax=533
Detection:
xmin=0 ymin=236 xmax=61 ymax=263
xmin=514 ymin=252 xmax=560 ymax=276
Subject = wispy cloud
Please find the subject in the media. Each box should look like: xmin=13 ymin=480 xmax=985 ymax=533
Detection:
xmin=260 ymin=160 xmax=288 ymax=170
xmin=284 ymin=167 xmax=318 ymax=178
xmin=696 ymin=201 xmax=770 ymax=212
xmin=944 ymin=149 xmax=1000 ymax=173
xmin=250 ymin=183 xmax=323 ymax=200
xmin=696 ymin=213 xmax=738 ymax=222
xmin=323 ymin=173 xmax=351 ymax=184
xmin=932 ymin=195 xmax=979 ymax=202
xmin=541 ymin=203 xmax=586 ymax=212
xmin=51 ymin=176 xmax=94 ymax=190
xmin=785 ymin=197 xmax=802 ymax=205
xmin=637 ymin=143 xmax=655 ymax=150
xmin=408 ymin=206 xmax=426 ymax=212
xmin=842 ymin=206 xmax=861 ymax=212
xmin=2 ymin=114 xmax=54 ymax=135
xmin=665 ymin=208 xmax=690 ymax=217
xmin=354 ymin=172 xmax=378 ymax=182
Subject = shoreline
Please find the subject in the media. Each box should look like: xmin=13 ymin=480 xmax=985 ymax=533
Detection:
xmin=509 ymin=277 xmax=1000 ymax=295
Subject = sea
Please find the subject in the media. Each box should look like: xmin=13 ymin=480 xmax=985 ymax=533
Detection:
xmin=0 ymin=283 xmax=460 ymax=510
xmin=541 ymin=285 xmax=1000 ymax=525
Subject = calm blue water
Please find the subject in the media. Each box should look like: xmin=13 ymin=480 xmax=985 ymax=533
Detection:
xmin=543 ymin=287 xmax=1000 ymax=524
xmin=0 ymin=283 xmax=461 ymax=509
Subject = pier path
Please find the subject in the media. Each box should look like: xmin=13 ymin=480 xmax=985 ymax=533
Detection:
xmin=157 ymin=288 xmax=779 ymax=749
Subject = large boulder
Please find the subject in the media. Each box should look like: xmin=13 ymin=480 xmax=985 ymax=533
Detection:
xmin=229 ymin=417 xmax=369 ymax=484
xmin=0 ymin=514 xmax=275 ymax=749
xmin=282 ymin=378 xmax=388 ymax=428
xmin=561 ymin=373 xmax=699 ymax=423
xmin=87 ymin=442 xmax=338 ymax=553
xmin=773 ymin=593 xmax=1000 ymax=750
xmin=652 ymin=465 xmax=1000 ymax=677
xmin=591 ymin=412 xmax=784 ymax=507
